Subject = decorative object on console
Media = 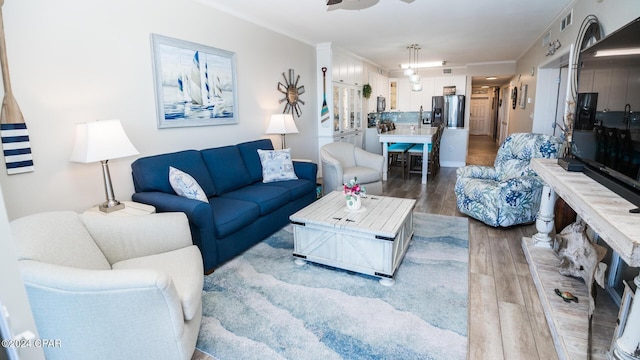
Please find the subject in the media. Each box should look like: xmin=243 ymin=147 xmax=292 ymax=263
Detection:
xmin=70 ymin=119 xmax=139 ymax=213
xmin=554 ymin=219 xmax=608 ymax=358
xmin=265 ymin=113 xmax=299 ymax=149
xmin=150 ymin=34 xmax=238 ymax=128
xmin=555 ymin=288 xmax=579 ymax=303
xmin=554 ymin=220 xmax=607 ymax=316
xmin=0 ymin=1 xmax=33 ymax=175
xmin=343 ymin=177 xmax=365 ymax=211
xmin=277 ymin=69 xmax=305 ymax=118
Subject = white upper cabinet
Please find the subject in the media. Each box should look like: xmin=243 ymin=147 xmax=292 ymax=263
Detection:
xmin=393 ymin=75 xmax=466 ymax=111
xmin=333 ymin=48 xmax=363 ymax=86
xmin=367 ymin=70 xmax=389 ymax=112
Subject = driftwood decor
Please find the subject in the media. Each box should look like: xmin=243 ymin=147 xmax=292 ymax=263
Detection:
xmin=0 ymin=0 xmax=33 ymax=174
xmin=555 ymin=220 xmax=607 ymax=316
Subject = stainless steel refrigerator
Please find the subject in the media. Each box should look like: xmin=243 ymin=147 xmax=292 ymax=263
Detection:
xmin=432 ymin=95 xmax=465 ymax=128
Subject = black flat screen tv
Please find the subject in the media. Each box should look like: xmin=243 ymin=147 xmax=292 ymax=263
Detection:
xmin=572 ymin=17 xmax=640 ymax=210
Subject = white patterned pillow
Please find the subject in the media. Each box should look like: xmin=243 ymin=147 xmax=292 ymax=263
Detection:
xmin=257 ymin=148 xmax=298 ymax=183
xmin=168 ymin=166 xmax=208 ymax=202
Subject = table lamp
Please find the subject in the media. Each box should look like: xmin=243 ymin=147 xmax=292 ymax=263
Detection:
xmin=266 ymin=114 xmax=298 ymax=149
xmin=70 ymin=119 xmax=139 ymax=213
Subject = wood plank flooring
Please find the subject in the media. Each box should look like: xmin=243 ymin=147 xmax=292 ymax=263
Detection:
xmin=382 ymin=135 xmax=557 ymax=360
xmin=193 ymin=135 xmax=562 ymax=360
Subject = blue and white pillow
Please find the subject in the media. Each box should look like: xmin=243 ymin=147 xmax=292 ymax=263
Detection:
xmin=257 ymin=148 xmax=298 ymax=183
xmin=169 ymin=166 xmax=208 ymax=202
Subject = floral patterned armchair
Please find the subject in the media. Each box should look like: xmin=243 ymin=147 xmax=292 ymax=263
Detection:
xmin=455 ymin=133 xmax=562 ymax=227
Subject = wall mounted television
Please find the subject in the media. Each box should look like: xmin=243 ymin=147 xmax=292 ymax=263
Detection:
xmin=572 ymin=16 xmax=640 ymax=210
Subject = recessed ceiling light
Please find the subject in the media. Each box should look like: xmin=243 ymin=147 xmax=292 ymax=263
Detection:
xmin=486 ymin=76 xmax=498 ymax=80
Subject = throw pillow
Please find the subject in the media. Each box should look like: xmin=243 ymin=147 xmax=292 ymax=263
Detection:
xmin=257 ymin=148 xmax=298 ymax=183
xmin=168 ymin=166 xmax=208 ymax=202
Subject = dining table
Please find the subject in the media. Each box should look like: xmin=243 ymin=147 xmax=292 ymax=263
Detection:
xmin=378 ymin=126 xmax=438 ymax=184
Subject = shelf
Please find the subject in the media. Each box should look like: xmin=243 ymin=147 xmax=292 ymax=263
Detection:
xmin=522 ymin=237 xmax=618 ymax=360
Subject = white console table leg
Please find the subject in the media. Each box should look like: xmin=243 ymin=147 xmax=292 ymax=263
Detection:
xmin=610 ymin=274 xmax=640 ymax=360
xmin=382 ymin=141 xmax=389 ymax=181
xmin=533 ymin=185 xmax=556 ymax=248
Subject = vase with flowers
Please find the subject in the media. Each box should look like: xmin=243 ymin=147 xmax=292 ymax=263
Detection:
xmin=343 ymin=177 xmax=366 ymax=211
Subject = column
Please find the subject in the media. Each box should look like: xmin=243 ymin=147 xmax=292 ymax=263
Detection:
xmin=533 ymin=184 xmax=556 ymax=248
xmin=609 ymin=274 xmax=640 ymax=360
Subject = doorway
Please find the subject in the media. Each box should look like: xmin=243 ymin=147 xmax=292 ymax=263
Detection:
xmin=469 ymin=96 xmax=491 ymax=136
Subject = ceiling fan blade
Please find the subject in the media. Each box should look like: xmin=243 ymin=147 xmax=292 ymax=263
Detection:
xmin=400 ymin=0 xmax=415 ymax=3
xmin=327 ymin=0 xmax=342 ymax=5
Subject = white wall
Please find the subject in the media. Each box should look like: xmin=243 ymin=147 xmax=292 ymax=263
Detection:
xmin=510 ymin=0 xmax=640 ymax=134
xmin=0 ymin=0 xmax=317 ymax=220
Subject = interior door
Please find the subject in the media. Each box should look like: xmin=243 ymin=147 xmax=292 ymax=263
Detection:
xmin=498 ymin=86 xmax=510 ymax=144
xmin=469 ymin=97 xmax=491 ymax=135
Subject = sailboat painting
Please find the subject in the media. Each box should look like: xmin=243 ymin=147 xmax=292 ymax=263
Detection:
xmin=151 ymin=34 xmax=238 ymax=128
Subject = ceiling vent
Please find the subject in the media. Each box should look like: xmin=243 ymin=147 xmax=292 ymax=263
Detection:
xmin=442 ymin=68 xmax=452 ymax=74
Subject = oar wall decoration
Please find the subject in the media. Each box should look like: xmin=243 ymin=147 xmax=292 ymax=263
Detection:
xmin=0 ymin=0 xmax=33 ymax=174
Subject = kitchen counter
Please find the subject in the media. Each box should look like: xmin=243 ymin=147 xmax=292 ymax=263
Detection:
xmin=378 ymin=127 xmax=438 ymax=184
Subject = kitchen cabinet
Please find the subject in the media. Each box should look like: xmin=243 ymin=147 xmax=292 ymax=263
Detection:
xmin=315 ymin=43 xmax=366 ymax=176
xmin=393 ymin=75 xmax=467 ymax=112
xmin=332 ymin=84 xmax=362 ymax=134
xmin=367 ymin=70 xmax=389 ymax=113
xmin=332 ymin=48 xmax=363 ymax=86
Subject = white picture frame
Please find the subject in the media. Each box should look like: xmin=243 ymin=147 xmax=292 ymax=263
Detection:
xmin=151 ymin=34 xmax=239 ymax=128
xmin=519 ymin=84 xmax=528 ymax=109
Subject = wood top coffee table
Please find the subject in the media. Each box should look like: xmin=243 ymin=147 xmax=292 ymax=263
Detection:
xmin=289 ymin=191 xmax=415 ymax=286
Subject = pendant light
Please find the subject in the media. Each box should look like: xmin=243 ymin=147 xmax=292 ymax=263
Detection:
xmin=403 ymin=45 xmax=414 ymax=76
xmin=410 ymin=44 xmax=422 ymax=91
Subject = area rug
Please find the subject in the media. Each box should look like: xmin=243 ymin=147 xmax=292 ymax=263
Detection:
xmin=196 ymin=212 xmax=469 ymax=360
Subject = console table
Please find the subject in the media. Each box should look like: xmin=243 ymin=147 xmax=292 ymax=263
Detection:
xmin=523 ymin=158 xmax=640 ymax=360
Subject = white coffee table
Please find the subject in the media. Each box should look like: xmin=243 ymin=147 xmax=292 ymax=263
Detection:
xmin=289 ymin=191 xmax=415 ymax=286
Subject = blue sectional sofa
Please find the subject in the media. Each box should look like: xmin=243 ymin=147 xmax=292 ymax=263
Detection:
xmin=131 ymin=139 xmax=317 ymax=273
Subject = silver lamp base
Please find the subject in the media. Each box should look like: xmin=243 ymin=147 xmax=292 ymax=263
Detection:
xmin=98 ymin=200 xmax=125 ymax=213
xmin=98 ymin=160 xmax=125 ymax=213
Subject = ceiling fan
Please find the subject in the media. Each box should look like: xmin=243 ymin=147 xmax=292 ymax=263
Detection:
xmin=327 ymin=0 xmax=414 ymax=11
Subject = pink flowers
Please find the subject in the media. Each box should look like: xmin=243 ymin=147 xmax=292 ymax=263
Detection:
xmin=343 ymin=177 xmax=365 ymax=198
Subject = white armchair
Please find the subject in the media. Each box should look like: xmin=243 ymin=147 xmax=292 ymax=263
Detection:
xmin=321 ymin=142 xmax=384 ymax=195
xmin=11 ymin=211 xmax=203 ymax=360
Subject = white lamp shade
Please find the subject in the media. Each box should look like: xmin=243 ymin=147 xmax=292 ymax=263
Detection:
xmin=409 ymin=74 xmax=421 ymax=83
xmin=70 ymin=119 xmax=139 ymax=163
xmin=265 ymin=114 xmax=299 ymax=135
xmin=412 ymin=82 xmax=423 ymax=92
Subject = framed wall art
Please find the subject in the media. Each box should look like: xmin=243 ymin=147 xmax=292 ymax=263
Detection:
xmin=151 ymin=34 xmax=238 ymax=128
xmin=519 ymin=84 xmax=528 ymax=109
